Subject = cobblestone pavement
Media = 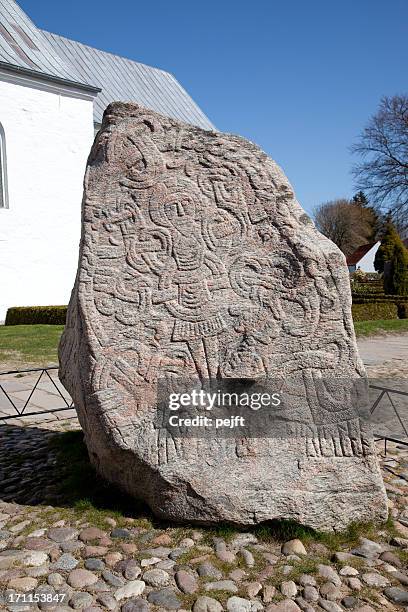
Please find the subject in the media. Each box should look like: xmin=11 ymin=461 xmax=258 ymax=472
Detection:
xmin=1 ymin=418 xmax=408 ymax=611
xmin=0 ymin=336 xmax=408 ymax=611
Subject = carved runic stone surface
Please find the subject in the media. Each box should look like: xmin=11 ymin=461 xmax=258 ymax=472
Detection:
xmin=59 ymin=102 xmax=387 ymax=530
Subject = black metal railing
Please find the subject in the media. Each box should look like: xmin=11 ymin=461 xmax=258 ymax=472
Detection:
xmin=370 ymin=384 xmax=408 ymax=437
xmin=1 ymin=369 xmax=408 ymax=445
xmin=370 ymin=385 xmax=408 ymax=454
xmin=0 ymin=366 xmax=74 ymax=422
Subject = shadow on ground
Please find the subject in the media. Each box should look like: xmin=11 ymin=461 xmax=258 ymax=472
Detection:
xmin=0 ymin=424 xmax=150 ymax=515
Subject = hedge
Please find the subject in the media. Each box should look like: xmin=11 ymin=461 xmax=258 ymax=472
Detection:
xmin=352 ymin=293 xmax=408 ymax=302
xmin=5 ymin=306 xmax=67 ymax=326
xmin=350 ymin=282 xmax=384 ymax=295
xmin=350 ymin=271 xmax=380 ymax=281
xmin=5 ymin=299 xmax=408 ymax=326
xmin=398 ymin=303 xmax=408 ymax=319
xmin=352 ymin=302 xmax=399 ymax=321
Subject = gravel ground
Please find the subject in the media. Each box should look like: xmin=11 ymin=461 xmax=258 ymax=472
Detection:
xmin=357 ymin=334 xmax=408 ymax=379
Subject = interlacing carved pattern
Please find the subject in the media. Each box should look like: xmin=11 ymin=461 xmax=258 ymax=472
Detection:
xmin=61 ymin=104 xmax=369 ymax=457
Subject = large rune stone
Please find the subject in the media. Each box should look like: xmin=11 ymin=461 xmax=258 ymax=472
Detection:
xmin=59 ymin=102 xmax=387 ymax=530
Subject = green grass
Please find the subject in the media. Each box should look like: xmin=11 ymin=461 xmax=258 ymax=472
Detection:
xmin=181 ymin=586 xmax=247 ymax=610
xmin=396 ymin=549 xmax=408 ymax=566
xmin=251 ymin=518 xmax=382 ymax=551
xmin=0 ymin=324 xmax=64 ymax=367
xmin=354 ymin=318 xmax=408 ymax=337
xmin=265 ymin=557 xmax=325 ymax=587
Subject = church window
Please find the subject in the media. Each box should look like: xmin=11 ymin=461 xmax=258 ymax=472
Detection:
xmin=0 ymin=122 xmax=8 ymax=208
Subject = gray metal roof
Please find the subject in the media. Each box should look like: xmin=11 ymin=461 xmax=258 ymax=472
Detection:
xmin=0 ymin=0 xmax=98 ymax=91
xmin=43 ymin=31 xmax=215 ymax=129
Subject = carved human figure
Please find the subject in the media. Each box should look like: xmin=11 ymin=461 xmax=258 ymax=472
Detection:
xmin=125 ymin=179 xmax=230 ymax=379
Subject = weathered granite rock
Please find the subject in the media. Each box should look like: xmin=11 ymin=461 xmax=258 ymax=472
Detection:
xmin=59 ymin=101 xmax=387 ymax=530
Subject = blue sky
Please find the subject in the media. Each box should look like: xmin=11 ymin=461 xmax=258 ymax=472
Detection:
xmin=20 ymin=0 xmax=408 ymax=215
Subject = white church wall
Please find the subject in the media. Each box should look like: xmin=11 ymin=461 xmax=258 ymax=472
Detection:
xmin=0 ymin=76 xmax=94 ymax=322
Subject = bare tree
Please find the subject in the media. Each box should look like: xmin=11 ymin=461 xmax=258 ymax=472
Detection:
xmin=314 ymin=198 xmax=377 ymax=256
xmin=351 ymin=95 xmax=408 ymax=230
